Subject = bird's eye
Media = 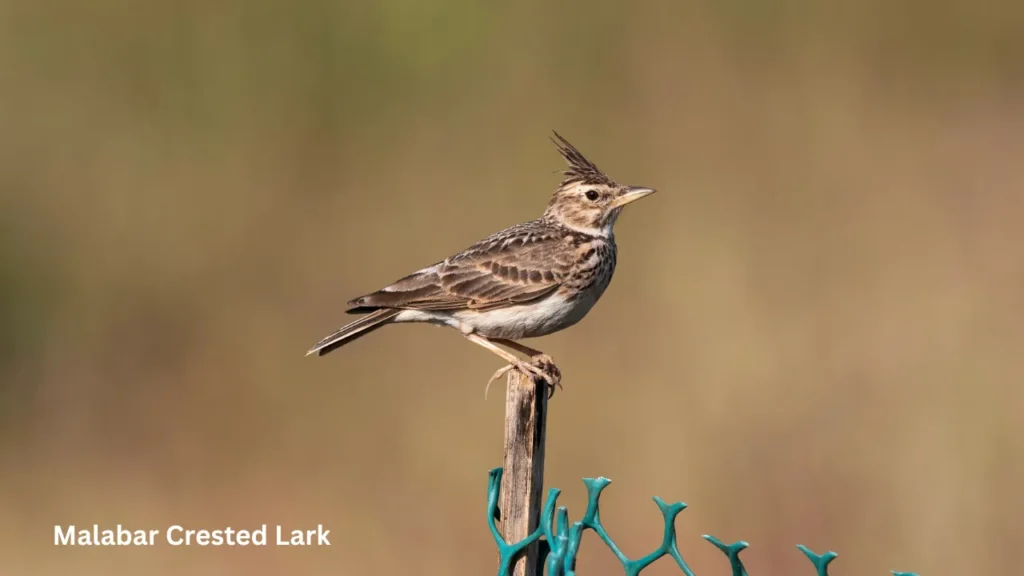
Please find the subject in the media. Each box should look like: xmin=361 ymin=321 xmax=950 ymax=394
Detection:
xmin=585 ymin=190 xmax=600 ymax=201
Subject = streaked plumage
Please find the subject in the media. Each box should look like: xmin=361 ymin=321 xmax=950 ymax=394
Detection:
xmin=307 ymin=131 xmax=654 ymax=391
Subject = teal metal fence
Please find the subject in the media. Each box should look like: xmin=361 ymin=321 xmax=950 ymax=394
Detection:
xmin=487 ymin=467 xmax=918 ymax=576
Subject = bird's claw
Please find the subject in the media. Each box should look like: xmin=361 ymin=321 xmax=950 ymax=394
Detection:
xmin=484 ymin=355 xmax=562 ymax=400
xmin=485 ymin=364 xmax=515 ymax=399
xmin=528 ymin=354 xmax=562 ymax=399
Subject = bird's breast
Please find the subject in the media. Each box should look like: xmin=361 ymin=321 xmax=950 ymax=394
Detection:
xmin=565 ymin=240 xmax=616 ymax=294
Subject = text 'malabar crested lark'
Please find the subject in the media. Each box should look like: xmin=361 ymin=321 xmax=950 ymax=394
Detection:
xmin=306 ymin=131 xmax=655 ymax=393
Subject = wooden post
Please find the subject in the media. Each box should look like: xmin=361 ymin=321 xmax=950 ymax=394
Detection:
xmin=499 ymin=370 xmax=549 ymax=576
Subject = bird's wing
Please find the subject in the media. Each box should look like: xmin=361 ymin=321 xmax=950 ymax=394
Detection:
xmin=347 ymin=222 xmax=574 ymax=312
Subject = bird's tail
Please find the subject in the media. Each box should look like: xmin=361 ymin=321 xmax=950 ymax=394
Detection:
xmin=305 ymin=309 xmax=400 ymax=357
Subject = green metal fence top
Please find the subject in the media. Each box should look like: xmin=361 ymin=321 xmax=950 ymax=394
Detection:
xmin=486 ymin=467 xmax=918 ymax=576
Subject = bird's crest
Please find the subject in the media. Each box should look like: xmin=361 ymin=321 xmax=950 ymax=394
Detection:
xmin=551 ymin=130 xmax=614 ymax=188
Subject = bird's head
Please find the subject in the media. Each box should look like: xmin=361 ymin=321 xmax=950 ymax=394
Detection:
xmin=542 ymin=131 xmax=656 ymax=237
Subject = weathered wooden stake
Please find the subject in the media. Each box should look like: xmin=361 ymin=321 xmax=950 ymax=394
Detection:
xmin=499 ymin=369 xmax=549 ymax=576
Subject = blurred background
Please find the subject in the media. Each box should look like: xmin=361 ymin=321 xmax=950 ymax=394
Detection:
xmin=1 ymin=0 xmax=1022 ymax=574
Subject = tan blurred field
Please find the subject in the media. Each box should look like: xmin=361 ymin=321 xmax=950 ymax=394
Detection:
xmin=1 ymin=1 xmax=1022 ymax=574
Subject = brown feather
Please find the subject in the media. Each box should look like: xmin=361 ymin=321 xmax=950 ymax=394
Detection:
xmin=345 ymin=220 xmax=574 ymax=313
xmin=550 ymin=130 xmax=614 ymax=187
xmin=306 ymin=308 xmax=400 ymax=356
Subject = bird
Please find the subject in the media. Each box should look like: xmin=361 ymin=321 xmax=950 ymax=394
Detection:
xmin=306 ymin=131 xmax=655 ymax=395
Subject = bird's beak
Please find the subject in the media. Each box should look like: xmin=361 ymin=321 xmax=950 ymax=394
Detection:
xmin=611 ymin=186 xmax=656 ymax=209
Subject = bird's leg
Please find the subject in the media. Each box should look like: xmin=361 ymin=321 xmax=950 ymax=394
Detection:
xmin=464 ymin=333 xmax=560 ymax=398
xmin=492 ymin=338 xmax=563 ymax=399
xmin=461 ymin=333 xmax=532 ymax=399
xmin=492 ymin=339 xmax=544 ymax=357
xmin=463 ymin=333 xmax=525 ymax=364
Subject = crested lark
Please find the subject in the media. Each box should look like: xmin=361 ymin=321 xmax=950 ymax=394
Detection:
xmin=306 ymin=131 xmax=655 ymax=394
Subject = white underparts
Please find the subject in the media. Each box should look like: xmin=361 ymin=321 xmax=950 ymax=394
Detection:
xmin=392 ymin=292 xmax=596 ymax=340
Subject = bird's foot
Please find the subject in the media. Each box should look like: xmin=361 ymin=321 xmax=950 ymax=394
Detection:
xmin=484 ymin=356 xmax=562 ymax=400
xmin=528 ymin=354 xmax=562 ymax=399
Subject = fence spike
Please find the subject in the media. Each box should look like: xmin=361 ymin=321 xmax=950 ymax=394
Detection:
xmin=488 ymin=468 xmax=916 ymax=575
